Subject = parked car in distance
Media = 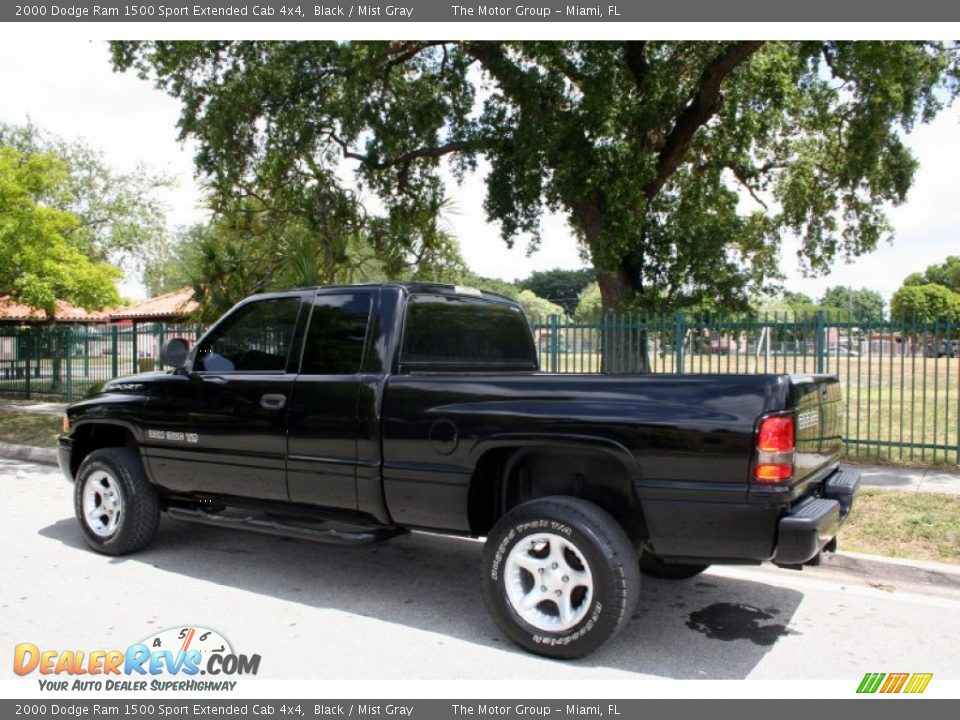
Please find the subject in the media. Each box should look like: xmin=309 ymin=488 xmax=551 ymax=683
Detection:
xmin=925 ymin=340 xmax=959 ymax=358
xmin=706 ymin=339 xmax=737 ymax=355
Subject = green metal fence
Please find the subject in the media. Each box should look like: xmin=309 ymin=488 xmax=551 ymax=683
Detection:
xmin=0 ymin=322 xmax=204 ymax=403
xmin=1 ymin=313 xmax=957 ymax=465
xmin=530 ymin=312 xmax=959 ymax=466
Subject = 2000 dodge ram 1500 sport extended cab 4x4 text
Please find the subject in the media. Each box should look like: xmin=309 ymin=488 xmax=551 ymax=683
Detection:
xmin=59 ymin=283 xmax=860 ymax=658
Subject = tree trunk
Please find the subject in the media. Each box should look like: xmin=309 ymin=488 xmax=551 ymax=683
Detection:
xmin=595 ymin=263 xmax=650 ymax=374
xmin=46 ymin=317 xmax=63 ymax=393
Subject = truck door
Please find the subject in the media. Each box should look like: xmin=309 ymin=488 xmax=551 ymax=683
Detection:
xmin=285 ymin=290 xmax=375 ymax=510
xmin=141 ymin=294 xmax=306 ymax=501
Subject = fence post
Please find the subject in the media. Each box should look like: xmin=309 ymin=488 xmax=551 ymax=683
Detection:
xmin=674 ymin=313 xmax=685 ymax=374
xmin=131 ymin=323 xmax=139 ymax=375
xmin=110 ymin=325 xmax=118 ymax=378
xmin=65 ymin=327 xmax=73 ymax=403
xmin=549 ymin=314 xmax=560 ymax=373
xmin=83 ymin=325 xmax=89 ymax=378
xmin=24 ymin=328 xmax=31 ymax=400
xmin=815 ymin=310 xmax=826 ymax=374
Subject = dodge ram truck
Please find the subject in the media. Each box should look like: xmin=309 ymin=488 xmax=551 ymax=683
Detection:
xmin=59 ymin=283 xmax=860 ymax=658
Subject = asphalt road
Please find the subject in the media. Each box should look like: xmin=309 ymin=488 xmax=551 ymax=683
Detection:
xmin=2 ymin=457 xmax=959 ymax=682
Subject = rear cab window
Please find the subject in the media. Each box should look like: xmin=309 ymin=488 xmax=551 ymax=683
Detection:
xmin=400 ymin=294 xmax=538 ymax=372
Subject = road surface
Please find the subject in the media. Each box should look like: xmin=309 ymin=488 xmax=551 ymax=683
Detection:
xmin=2 ymin=457 xmax=959 ymax=684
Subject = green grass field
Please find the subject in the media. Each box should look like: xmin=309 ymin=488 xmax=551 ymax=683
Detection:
xmin=838 ymin=489 xmax=960 ymax=564
xmin=0 ymin=409 xmax=61 ymax=448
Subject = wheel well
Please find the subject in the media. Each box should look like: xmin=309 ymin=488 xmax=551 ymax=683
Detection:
xmin=71 ymin=423 xmax=137 ymax=476
xmin=467 ymin=446 xmax=647 ymax=541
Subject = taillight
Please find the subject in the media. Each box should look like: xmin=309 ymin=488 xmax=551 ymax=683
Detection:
xmin=755 ymin=415 xmax=795 ymax=483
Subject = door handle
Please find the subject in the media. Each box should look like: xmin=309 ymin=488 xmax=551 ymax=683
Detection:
xmin=260 ymin=393 xmax=287 ymax=410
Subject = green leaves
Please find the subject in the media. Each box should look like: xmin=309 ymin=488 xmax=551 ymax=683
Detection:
xmin=111 ymin=41 xmax=960 ymax=317
xmin=0 ymin=146 xmax=121 ymax=316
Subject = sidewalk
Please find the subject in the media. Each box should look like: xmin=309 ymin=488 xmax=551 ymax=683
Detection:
xmin=0 ymin=401 xmax=67 ymax=416
xmin=846 ymin=462 xmax=960 ymax=496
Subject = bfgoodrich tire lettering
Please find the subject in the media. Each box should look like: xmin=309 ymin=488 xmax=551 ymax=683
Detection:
xmin=481 ymin=496 xmax=640 ymax=659
xmin=74 ymin=447 xmax=160 ymax=556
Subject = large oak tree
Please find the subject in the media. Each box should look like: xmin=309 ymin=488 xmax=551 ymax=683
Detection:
xmin=112 ymin=41 xmax=958 ymax=319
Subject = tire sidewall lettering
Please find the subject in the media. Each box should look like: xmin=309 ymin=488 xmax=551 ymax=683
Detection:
xmin=491 ymin=516 xmax=604 ymax=643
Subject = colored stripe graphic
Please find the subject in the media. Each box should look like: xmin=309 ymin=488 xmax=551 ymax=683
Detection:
xmin=904 ymin=673 xmax=933 ymax=694
xmin=857 ymin=673 xmax=885 ymax=693
xmin=881 ymin=673 xmax=909 ymax=693
xmin=857 ymin=672 xmax=932 ymax=694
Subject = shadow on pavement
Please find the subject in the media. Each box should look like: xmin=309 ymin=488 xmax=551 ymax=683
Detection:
xmin=40 ymin=516 xmax=803 ymax=679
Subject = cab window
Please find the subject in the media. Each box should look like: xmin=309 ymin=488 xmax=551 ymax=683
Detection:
xmin=300 ymin=293 xmax=372 ymax=375
xmin=193 ymin=297 xmax=302 ymax=373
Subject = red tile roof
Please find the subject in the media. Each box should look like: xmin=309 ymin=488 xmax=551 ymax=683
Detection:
xmin=0 ymin=296 xmax=107 ymax=323
xmin=108 ymin=287 xmax=198 ymax=321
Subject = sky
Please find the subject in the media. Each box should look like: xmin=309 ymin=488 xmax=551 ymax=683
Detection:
xmin=1 ymin=37 xmax=957 ymax=305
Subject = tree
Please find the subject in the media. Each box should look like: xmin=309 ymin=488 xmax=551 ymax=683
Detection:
xmin=516 ymin=289 xmax=566 ymax=320
xmin=518 ymin=268 xmax=594 ymax=315
xmin=0 ymin=122 xmax=170 ymax=273
xmin=574 ymin=283 xmax=603 ymax=322
xmin=819 ymin=286 xmax=885 ymax=322
xmin=112 ymin=41 xmax=959 ymax=369
xmin=903 ymin=256 xmax=960 ymax=294
xmin=0 ymin=147 xmax=122 ymax=390
xmin=890 ymin=283 xmax=960 ymax=324
xmin=755 ymin=290 xmax=820 ymax=319
xmin=0 ymin=146 xmax=122 ymax=312
xmin=157 ymin=198 xmax=468 ymax=321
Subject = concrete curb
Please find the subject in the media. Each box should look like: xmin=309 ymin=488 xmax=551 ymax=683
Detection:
xmin=820 ymin=550 xmax=960 ymax=593
xmin=0 ymin=441 xmax=57 ymax=466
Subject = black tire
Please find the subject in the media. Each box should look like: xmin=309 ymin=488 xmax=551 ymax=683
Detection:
xmin=639 ymin=553 xmax=709 ymax=580
xmin=74 ymin=447 xmax=160 ymax=556
xmin=481 ymin=496 xmax=640 ymax=660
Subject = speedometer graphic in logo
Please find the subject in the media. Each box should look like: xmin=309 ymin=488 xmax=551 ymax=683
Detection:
xmin=140 ymin=626 xmax=233 ymax=658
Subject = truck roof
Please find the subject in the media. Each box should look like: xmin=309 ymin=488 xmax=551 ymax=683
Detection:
xmin=281 ymin=282 xmax=520 ymax=306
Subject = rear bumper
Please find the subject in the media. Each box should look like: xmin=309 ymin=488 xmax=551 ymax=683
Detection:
xmin=772 ymin=468 xmax=860 ymax=565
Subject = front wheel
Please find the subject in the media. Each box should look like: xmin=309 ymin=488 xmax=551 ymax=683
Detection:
xmin=639 ymin=552 xmax=709 ymax=580
xmin=481 ymin=496 xmax=640 ymax=659
xmin=74 ymin=447 xmax=160 ymax=556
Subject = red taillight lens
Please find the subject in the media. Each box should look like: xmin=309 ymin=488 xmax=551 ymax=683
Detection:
xmin=755 ymin=415 xmax=796 ymax=483
xmin=757 ymin=416 xmax=795 ymax=452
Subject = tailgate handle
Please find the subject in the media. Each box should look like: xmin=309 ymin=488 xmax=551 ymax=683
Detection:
xmin=260 ymin=393 xmax=287 ymax=410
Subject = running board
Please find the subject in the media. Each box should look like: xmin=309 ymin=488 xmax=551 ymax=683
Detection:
xmin=166 ymin=507 xmax=405 ymax=545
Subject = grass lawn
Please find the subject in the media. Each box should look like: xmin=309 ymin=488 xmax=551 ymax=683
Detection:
xmin=0 ymin=409 xmax=61 ymax=448
xmin=839 ymin=489 xmax=960 ymax=564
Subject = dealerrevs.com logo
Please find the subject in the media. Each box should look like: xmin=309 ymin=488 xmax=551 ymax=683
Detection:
xmin=13 ymin=626 xmax=260 ymax=692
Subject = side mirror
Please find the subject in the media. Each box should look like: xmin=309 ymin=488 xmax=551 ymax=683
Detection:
xmin=160 ymin=338 xmax=190 ymax=369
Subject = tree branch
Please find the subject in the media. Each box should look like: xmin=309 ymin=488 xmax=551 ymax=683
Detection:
xmin=624 ymin=41 xmax=648 ymax=91
xmin=728 ymin=164 xmax=768 ymax=209
xmin=643 ymin=41 xmax=765 ymax=200
xmin=328 ymin=132 xmax=470 ymax=170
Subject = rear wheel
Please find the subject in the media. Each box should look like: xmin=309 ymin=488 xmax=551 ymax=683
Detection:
xmin=481 ymin=496 xmax=640 ymax=659
xmin=74 ymin=447 xmax=160 ymax=556
xmin=639 ymin=552 xmax=709 ymax=580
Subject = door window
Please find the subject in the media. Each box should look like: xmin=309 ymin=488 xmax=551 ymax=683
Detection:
xmin=193 ymin=297 xmax=302 ymax=373
xmin=300 ymin=294 xmax=372 ymax=375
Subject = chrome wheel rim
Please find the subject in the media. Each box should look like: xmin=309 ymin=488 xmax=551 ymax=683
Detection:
xmin=82 ymin=470 xmax=123 ymax=537
xmin=504 ymin=532 xmax=594 ymax=632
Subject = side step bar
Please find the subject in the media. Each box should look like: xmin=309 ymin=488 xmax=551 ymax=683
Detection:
xmin=166 ymin=507 xmax=405 ymax=546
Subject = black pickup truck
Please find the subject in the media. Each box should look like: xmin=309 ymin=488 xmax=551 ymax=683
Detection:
xmin=59 ymin=283 xmax=859 ymax=658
